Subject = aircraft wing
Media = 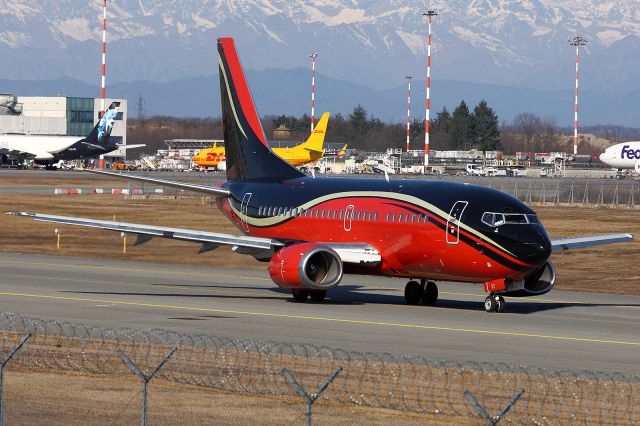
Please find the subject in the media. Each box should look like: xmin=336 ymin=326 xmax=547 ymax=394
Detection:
xmin=85 ymin=169 xmax=230 ymax=197
xmin=6 ymin=212 xmax=382 ymax=265
xmin=7 ymin=211 xmax=280 ymax=255
xmin=551 ymin=233 xmax=634 ymax=252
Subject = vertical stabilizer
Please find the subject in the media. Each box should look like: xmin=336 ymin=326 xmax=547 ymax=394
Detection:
xmin=85 ymin=101 xmax=120 ymax=146
xmin=298 ymin=112 xmax=330 ymax=152
xmin=217 ymin=38 xmax=304 ymax=181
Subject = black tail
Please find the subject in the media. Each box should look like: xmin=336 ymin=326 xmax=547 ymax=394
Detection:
xmin=217 ymin=38 xmax=304 ymax=181
xmin=85 ymin=102 xmax=121 ymax=147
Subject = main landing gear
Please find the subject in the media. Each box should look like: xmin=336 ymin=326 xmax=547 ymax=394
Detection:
xmin=291 ymin=289 xmax=327 ymax=303
xmin=404 ymin=279 xmax=438 ymax=306
xmin=484 ymin=293 xmax=505 ymax=313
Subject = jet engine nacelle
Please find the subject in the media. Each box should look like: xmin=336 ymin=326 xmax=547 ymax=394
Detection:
xmin=217 ymin=160 xmax=227 ymax=171
xmin=500 ymin=260 xmax=556 ymax=297
xmin=268 ymin=243 xmax=343 ymax=290
xmin=635 ymin=160 xmax=640 ymax=174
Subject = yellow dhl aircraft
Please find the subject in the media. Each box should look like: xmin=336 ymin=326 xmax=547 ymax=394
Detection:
xmin=192 ymin=112 xmax=339 ymax=170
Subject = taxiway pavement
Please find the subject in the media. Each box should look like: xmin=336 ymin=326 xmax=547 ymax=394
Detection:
xmin=0 ymin=252 xmax=639 ymax=374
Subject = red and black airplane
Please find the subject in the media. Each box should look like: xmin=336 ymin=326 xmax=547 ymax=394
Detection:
xmin=9 ymin=38 xmax=633 ymax=312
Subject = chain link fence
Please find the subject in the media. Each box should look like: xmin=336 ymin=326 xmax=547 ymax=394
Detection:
xmin=0 ymin=312 xmax=638 ymax=424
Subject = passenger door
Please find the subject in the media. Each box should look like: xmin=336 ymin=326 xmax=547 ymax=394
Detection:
xmin=446 ymin=201 xmax=468 ymax=244
xmin=240 ymin=192 xmax=252 ymax=232
xmin=343 ymin=204 xmax=354 ymax=232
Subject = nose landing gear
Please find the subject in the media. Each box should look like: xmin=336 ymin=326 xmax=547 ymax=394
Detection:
xmin=404 ymin=279 xmax=438 ymax=306
xmin=484 ymin=294 xmax=505 ymax=313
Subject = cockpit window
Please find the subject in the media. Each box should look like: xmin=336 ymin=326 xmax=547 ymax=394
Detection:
xmin=482 ymin=212 xmax=539 ymax=227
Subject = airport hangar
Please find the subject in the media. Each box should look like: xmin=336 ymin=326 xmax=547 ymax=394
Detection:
xmin=0 ymin=94 xmax=128 ymax=159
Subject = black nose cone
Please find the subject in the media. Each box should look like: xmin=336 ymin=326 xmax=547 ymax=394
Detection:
xmin=521 ymin=227 xmax=552 ymax=266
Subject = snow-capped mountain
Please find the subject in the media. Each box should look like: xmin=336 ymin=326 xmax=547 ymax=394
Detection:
xmin=1 ymin=0 xmax=639 ymax=123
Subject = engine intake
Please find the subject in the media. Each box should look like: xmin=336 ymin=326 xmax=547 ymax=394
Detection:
xmin=268 ymin=243 xmax=343 ymax=290
xmin=501 ymin=260 xmax=556 ymax=297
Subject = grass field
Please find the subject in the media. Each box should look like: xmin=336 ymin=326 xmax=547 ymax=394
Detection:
xmin=1 ymin=191 xmax=639 ymax=294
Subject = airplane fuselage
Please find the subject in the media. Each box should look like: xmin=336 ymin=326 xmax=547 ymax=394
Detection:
xmin=599 ymin=141 xmax=640 ymax=170
xmin=218 ymin=177 xmax=552 ymax=283
xmin=0 ymin=134 xmax=118 ymax=163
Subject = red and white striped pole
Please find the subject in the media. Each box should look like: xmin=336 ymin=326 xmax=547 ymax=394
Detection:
xmin=309 ymin=52 xmax=318 ymax=131
xmin=100 ymin=0 xmax=107 ymax=117
xmin=422 ymin=10 xmax=437 ymax=172
xmin=405 ymin=75 xmax=412 ymax=152
xmin=99 ymin=0 xmax=107 ymax=169
xmin=569 ymin=35 xmax=586 ymax=156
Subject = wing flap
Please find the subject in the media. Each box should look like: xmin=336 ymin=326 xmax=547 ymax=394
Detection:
xmin=85 ymin=169 xmax=230 ymax=197
xmin=551 ymin=233 xmax=634 ymax=252
xmin=7 ymin=212 xmax=281 ymax=251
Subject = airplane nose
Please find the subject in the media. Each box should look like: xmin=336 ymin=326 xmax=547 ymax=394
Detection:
xmin=599 ymin=153 xmax=605 ymax=162
xmin=520 ymin=228 xmax=552 ymax=266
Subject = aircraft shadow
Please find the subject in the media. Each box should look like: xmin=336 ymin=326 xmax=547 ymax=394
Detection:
xmin=61 ymin=285 xmax=640 ymax=314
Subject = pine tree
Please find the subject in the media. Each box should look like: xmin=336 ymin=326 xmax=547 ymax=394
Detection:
xmin=450 ymin=101 xmax=473 ymax=150
xmin=348 ymin=104 xmax=369 ymax=147
xmin=430 ymin=106 xmax=453 ymax=150
xmin=472 ymin=100 xmax=501 ymax=151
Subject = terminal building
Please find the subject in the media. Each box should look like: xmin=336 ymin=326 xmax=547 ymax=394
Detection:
xmin=0 ymin=94 xmax=127 ymax=147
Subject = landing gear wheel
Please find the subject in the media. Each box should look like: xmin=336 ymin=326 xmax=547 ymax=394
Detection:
xmin=484 ymin=295 xmax=498 ymax=312
xmin=404 ymin=280 xmax=422 ymax=305
xmin=421 ymin=281 xmax=438 ymax=306
xmin=496 ymin=296 xmax=506 ymax=313
xmin=309 ymin=290 xmax=326 ymax=303
xmin=292 ymin=289 xmax=309 ymax=302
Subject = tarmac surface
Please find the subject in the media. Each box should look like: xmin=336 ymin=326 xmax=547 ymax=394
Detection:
xmin=1 ymin=252 xmax=639 ymax=374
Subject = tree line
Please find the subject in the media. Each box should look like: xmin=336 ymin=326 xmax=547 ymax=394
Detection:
xmin=126 ymin=100 xmax=612 ymax=156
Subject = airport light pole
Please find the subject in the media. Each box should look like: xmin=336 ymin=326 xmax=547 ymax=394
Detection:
xmin=405 ymin=74 xmax=412 ymax=152
xmin=99 ymin=0 xmax=107 ymax=169
xmin=569 ymin=35 xmax=587 ymax=156
xmin=422 ymin=10 xmax=437 ymax=172
xmin=309 ymin=52 xmax=318 ymax=131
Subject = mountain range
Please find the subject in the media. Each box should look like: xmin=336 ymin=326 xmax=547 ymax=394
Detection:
xmin=1 ymin=0 xmax=639 ymax=125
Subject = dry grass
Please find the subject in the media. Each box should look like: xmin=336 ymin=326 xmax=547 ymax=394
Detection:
xmin=1 ymin=193 xmax=639 ymax=294
xmin=5 ymin=367 xmax=456 ymax=425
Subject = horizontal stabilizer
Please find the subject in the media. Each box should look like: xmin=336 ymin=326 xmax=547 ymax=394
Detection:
xmin=84 ymin=169 xmax=230 ymax=197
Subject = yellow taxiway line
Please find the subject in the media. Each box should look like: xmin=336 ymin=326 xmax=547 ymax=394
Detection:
xmin=0 ymin=291 xmax=638 ymax=347
xmin=2 ymin=258 xmax=639 ymax=310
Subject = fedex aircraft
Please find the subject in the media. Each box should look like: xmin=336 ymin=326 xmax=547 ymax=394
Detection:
xmin=8 ymin=38 xmax=634 ymax=313
xmin=0 ymin=102 xmax=142 ymax=168
xmin=599 ymin=141 xmax=640 ymax=173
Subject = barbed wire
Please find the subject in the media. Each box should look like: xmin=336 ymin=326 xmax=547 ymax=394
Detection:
xmin=0 ymin=311 xmax=637 ymax=424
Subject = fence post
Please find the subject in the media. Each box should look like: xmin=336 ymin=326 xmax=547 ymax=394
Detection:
xmin=541 ymin=182 xmax=546 ymax=204
xmin=583 ymin=181 xmax=589 ymax=205
xmin=0 ymin=334 xmax=31 ymax=426
xmin=598 ymin=181 xmax=604 ymax=206
xmin=463 ymin=389 xmax=525 ymax=426
xmin=118 ymin=347 xmax=177 ymax=426
xmin=570 ymin=180 xmax=574 ymax=205
xmin=281 ymin=367 xmax=342 ymax=426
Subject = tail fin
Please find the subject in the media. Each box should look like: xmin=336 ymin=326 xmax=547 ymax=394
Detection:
xmin=217 ymin=38 xmax=304 ymax=181
xmin=298 ymin=112 xmax=330 ymax=152
xmin=85 ymin=102 xmax=121 ymax=147
xmin=336 ymin=144 xmax=348 ymax=158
